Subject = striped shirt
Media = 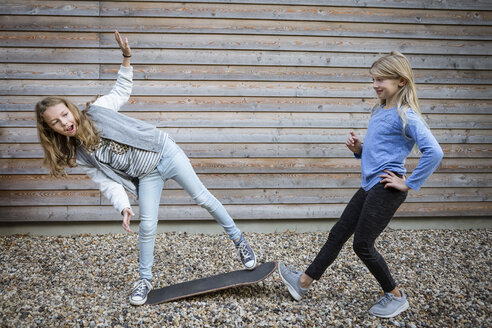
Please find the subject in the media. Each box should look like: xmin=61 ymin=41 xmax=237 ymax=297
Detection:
xmin=93 ymin=130 xmax=166 ymax=179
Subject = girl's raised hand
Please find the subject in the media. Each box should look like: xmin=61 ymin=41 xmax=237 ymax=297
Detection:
xmin=379 ymin=170 xmax=410 ymax=191
xmin=346 ymin=130 xmax=362 ymax=155
xmin=114 ymin=30 xmax=131 ymax=57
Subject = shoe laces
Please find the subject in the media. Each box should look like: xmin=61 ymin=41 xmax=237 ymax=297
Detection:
xmin=132 ymin=279 xmax=151 ymax=297
xmin=280 ymin=263 xmax=300 ymax=278
xmin=237 ymin=241 xmax=252 ymax=261
xmin=376 ymin=293 xmax=394 ymax=307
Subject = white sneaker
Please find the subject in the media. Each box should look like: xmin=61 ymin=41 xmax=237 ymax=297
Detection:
xmin=369 ymin=291 xmax=409 ymax=318
xmin=235 ymin=234 xmax=257 ymax=270
xmin=278 ymin=262 xmax=309 ymax=301
xmin=129 ymin=279 xmax=152 ymax=306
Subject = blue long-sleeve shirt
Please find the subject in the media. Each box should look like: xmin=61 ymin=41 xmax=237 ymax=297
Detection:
xmin=356 ymin=106 xmax=443 ymax=191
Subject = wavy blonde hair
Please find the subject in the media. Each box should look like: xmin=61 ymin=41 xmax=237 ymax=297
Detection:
xmin=370 ymin=51 xmax=425 ymax=140
xmin=35 ymin=97 xmax=100 ymax=176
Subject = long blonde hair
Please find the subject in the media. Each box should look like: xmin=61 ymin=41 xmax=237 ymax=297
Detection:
xmin=35 ymin=97 xmax=100 ymax=176
xmin=369 ymin=51 xmax=425 ymax=139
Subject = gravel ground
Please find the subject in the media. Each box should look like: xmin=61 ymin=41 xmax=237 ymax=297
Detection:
xmin=0 ymin=229 xmax=490 ymax=327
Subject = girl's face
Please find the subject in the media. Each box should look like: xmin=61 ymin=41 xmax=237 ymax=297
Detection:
xmin=42 ymin=102 xmax=77 ymax=137
xmin=371 ymin=75 xmax=406 ymax=103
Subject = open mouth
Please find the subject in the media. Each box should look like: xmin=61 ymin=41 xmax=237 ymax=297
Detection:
xmin=66 ymin=124 xmax=75 ymax=133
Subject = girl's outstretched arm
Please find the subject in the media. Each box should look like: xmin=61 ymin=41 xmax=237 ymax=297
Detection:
xmin=403 ymin=110 xmax=444 ymax=191
xmin=92 ymin=31 xmax=133 ymax=111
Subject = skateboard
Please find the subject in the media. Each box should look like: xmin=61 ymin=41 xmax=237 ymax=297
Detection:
xmin=146 ymin=261 xmax=277 ymax=305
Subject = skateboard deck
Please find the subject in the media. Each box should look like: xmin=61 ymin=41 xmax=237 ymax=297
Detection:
xmin=146 ymin=261 xmax=277 ymax=305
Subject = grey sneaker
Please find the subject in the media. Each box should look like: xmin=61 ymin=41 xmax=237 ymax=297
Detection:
xmin=129 ymin=279 xmax=152 ymax=306
xmin=278 ymin=262 xmax=309 ymax=301
xmin=235 ymin=234 xmax=257 ymax=270
xmin=369 ymin=291 xmax=409 ymax=318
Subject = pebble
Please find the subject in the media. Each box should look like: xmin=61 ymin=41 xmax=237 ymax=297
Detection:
xmin=0 ymin=229 xmax=490 ymax=327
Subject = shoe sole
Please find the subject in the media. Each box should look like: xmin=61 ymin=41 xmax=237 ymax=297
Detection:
xmin=129 ymin=296 xmax=147 ymax=306
xmin=370 ymin=300 xmax=409 ymax=318
xmin=278 ymin=265 xmax=302 ymax=301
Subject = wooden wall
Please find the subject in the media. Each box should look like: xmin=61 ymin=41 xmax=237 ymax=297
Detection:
xmin=1 ymin=1 xmax=491 ymax=224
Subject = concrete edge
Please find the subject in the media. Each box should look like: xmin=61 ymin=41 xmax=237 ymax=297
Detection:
xmin=0 ymin=217 xmax=490 ymax=236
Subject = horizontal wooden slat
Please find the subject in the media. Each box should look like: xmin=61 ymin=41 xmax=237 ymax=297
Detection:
xmin=1 ymin=16 xmax=490 ymax=40
xmin=3 ymin=49 xmax=491 ymax=70
xmin=99 ymin=2 xmax=492 ymax=25
xmin=0 ymin=1 xmax=99 ymax=16
xmin=1 ymin=190 xmax=101 ymax=206
xmin=1 ymin=201 xmax=490 ymax=222
xmin=2 ymin=80 xmax=490 ymax=99
xmin=71 ymin=186 xmax=492 ymax=205
xmin=2 ymin=111 xmax=491 ymax=129
xmin=0 ymin=32 xmax=100 ymax=47
xmin=102 ymin=65 xmax=492 ymax=84
xmin=0 ymin=174 xmax=95 ymax=190
xmin=5 ymin=1 xmax=490 ymax=25
xmin=1 ymin=143 xmax=489 ymax=159
xmin=2 ymin=187 xmax=491 ymax=206
xmin=67 ymin=186 xmax=492 ymax=205
xmin=1 ymin=158 xmax=490 ymax=175
xmin=107 ymin=33 xmax=492 ymax=55
xmin=89 ymin=0 xmax=492 ymax=11
xmin=2 ymin=173 xmax=491 ymax=190
xmin=1 ymin=96 xmax=490 ymax=114
xmin=3 ymin=32 xmax=491 ymax=55
xmin=3 ymin=127 xmax=491 ymax=144
xmin=0 ymin=64 xmax=100 ymax=80
xmin=3 ymin=64 xmax=492 ymax=84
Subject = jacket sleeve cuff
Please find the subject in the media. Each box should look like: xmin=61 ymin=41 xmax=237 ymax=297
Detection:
xmin=115 ymin=200 xmax=132 ymax=215
xmin=405 ymin=181 xmax=420 ymax=191
xmin=353 ymin=145 xmax=362 ymax=159
xmin=119 ymin=65 xmax=133 ymax=74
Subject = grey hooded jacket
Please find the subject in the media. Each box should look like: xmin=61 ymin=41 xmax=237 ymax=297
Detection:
xmin=76 ymin=104 xmax=167 ymax=197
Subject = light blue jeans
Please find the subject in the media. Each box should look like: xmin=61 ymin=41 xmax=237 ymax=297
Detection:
xmin=138 ymin=138 xmax=242 ymax=280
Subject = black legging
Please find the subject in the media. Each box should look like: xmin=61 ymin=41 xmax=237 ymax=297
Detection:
xmin=305 ymin=182 xmax=407 ymax=292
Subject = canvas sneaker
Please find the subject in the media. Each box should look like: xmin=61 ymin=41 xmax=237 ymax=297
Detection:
xmin=278 ymin=262 xmax=309 ymax=301
xmin=368 ymin=290 xmax=409 ymax=318
xmin=235 ymin=234 xmax=257 ymax=270
xmin=129 ymin=279 xmax=152 ymax=306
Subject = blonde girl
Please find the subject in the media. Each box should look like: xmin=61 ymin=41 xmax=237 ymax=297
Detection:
xmin=278 ymin=51 xmax=443 ymax=318
xmin=35 ymin=31 xmax=256 ymax=306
